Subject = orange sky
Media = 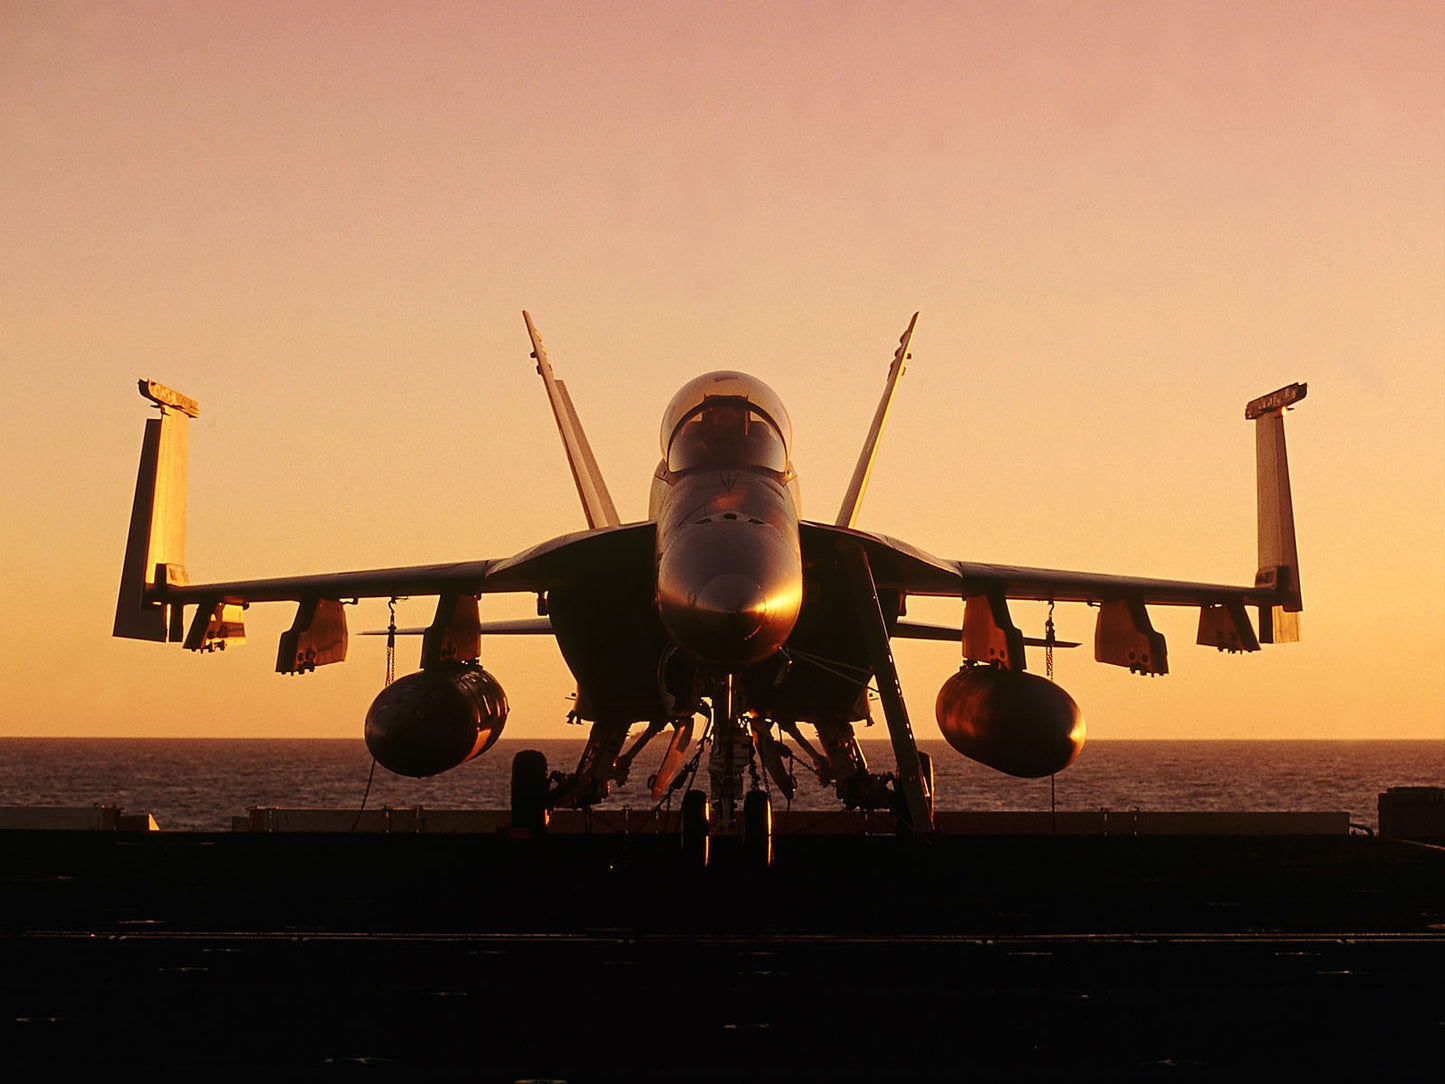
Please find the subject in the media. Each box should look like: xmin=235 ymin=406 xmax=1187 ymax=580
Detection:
xmin=2 ymin=1 xmax=1442 ymax=742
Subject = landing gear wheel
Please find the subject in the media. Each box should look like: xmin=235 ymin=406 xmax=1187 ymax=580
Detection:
xmin=743 ymin=789 xmax=773 ymax=869
xmin=681 ymin=788 xmax=710 ymax=869
xmin=510 ymin=749 xmax=549 ymax=835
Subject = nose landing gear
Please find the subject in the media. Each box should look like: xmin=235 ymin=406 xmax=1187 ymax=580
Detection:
xmin=680 ymin=788 xmax=710 ymax=869
xmin=743 ymin=788 xmax=773 ymax=869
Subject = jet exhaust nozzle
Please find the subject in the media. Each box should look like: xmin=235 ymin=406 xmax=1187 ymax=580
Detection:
xmin=364 ymin=663 xmax=508 ymax=777
xmin=936 ymin=666 xmax=1085 ymax=778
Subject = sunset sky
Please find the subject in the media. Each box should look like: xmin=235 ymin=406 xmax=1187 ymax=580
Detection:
xmin=3 ymin=1 xmax=1442 ymax=744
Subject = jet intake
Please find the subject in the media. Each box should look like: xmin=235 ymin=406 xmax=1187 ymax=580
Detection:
xmin=936 ymin=666 xmax=1085 ymax=778
xmin=364 ymin=663 xmax=508 ymax=777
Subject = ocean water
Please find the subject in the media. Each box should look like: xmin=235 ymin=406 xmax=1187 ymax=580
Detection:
xmin=1 ymin=738 xmax=1439 ymax=832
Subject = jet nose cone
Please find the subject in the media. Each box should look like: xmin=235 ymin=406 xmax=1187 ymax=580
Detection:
xmin=694 ymin=573 xmax=767 ymax=621
xmin=658 ymin=569 xmax=794 ymax=666
xmin=688 ymin=574 xmax=771 ymax=661
xmin=654 ymin=521 xmax=803 ymax=666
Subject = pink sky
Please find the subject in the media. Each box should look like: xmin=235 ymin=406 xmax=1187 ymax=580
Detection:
xmin=2 ymin=1 xmax=1442 ymax=741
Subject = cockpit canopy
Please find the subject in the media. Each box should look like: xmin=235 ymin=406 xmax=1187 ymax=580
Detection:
xmin=660 ymin=371 xmax=792 ymax=475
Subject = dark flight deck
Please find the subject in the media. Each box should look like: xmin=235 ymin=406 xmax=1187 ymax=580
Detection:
xmin=2 ymin=829 xmax=1442 ymax=1080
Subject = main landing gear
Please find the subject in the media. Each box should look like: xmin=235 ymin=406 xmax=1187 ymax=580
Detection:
xmin=681 ymin=788 xmax=709 ymax=869
xmin=743 ymin=788 xmax=772 ymax=868
xmin=510 ymin=748 xmax=550 ymax=835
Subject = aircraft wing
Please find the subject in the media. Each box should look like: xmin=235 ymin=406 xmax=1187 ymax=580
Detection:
xmin=162 ymin=523 xmax=650 ymax=605
xmin=164 ymin=559 xmax=500 ymax=606
xmin=114 ymin=373 xmax=653 ymax=673
xmin=804 ymin=522 xmax=1277 ymax=604
xmin=801 ymin=522 xmax=1290 ymax=674
xmin=803 ymin=381 xmax=1306 ymax=674
xmin=139 ymin=521 xmax=654 ymax=670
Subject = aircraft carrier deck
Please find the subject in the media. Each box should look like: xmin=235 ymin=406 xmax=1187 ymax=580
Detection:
xmin=3 ymin=822 xmax=1442 ymax=1080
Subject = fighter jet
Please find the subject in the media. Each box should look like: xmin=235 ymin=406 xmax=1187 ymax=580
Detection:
xmin=114 ymin=313 xmax=1306 ymax=858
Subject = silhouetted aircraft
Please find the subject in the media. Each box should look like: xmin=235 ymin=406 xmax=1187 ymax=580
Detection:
xmin=115 ymin=313 xmax=1306 ymax=856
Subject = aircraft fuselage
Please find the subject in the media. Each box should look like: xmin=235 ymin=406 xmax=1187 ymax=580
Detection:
xmin=651 ymin=371 xmax=803 ymax=672
xmin=655 ymin=469 xmax=802 ymax=666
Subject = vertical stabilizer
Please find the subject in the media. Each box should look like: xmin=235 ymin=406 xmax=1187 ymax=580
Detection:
xmin=524 ymin=311 xmax=621 ymax=529
xmin=835 ymin=312 xmax=918 ymax=528
xmin=114 ymin=380 xmax=197 ymax=640
xmin=1246 ymin=382 xmax=1306 ymax=642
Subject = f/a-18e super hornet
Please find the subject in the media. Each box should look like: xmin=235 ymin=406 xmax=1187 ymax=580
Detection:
xmin=115 ymin=313 xmax=1306 ymax=858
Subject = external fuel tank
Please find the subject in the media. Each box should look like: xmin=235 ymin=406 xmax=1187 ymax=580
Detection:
xmin=936 ymin=666 xmax=1085 ymax=778
xmin=364 ymin=663 xmax=508 ymax=777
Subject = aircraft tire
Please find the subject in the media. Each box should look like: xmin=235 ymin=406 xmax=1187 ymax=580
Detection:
xmin=510 ymin=749 xmax=549 ymax=834
xmin=918 ymin=750 xmax=935 ymax=822
xmin=681 ymin=788 xmax=710 ymax=869
xmin=743 ymin=789 xmax=772 ymax=869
